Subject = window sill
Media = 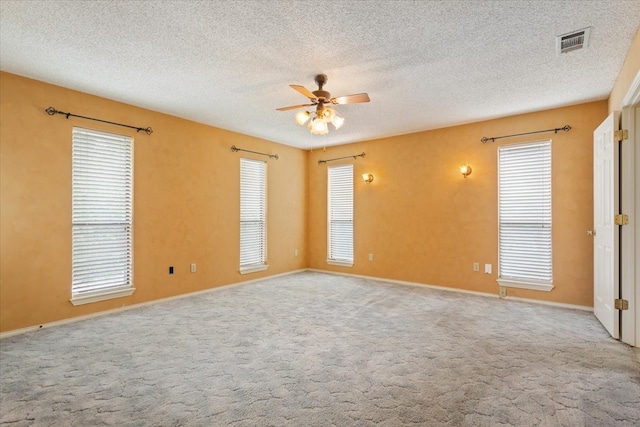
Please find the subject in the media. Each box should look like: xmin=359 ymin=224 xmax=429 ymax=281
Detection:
xmin=70 ymin=287 xmax=135 ymax=306
xmin=497 ymin=278 xmax=554 ymax=292
xmin=326 ymin=259 xmax=354 ymax=268
xmin=240 ymin=264 xmax=269 ymax=275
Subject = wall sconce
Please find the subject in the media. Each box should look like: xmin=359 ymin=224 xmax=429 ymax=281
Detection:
xmin=362 ymin=173 xmax=374 ymax=183
xmin=460 ymin=164 xmax=472 ymax=178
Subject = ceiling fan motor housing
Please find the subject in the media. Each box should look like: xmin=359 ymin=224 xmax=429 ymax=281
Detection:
xmin=312 ymin=90 xmax=331 ymax=100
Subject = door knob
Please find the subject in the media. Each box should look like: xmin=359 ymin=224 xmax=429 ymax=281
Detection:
xmin=587 ymin=230 xmax=596 ymax=236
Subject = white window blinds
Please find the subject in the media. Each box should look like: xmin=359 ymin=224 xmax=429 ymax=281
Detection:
xmin=328 ymin=164 xmax=354 ymax=264
xmin=498 ymin=141 xmax=552 ymax=287
xmin=72 ymin=128 xmax=133 ymax=304
xmin=240 ymin=158 xmax=267 ymax=271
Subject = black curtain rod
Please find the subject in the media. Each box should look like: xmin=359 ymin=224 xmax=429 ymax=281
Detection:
xmin=481 ymin=125 xmax=571 ymax=144
xmin=318 ymin=152 xmax=365 ymax=164
xmin=231 ymin=145 xmax=278 ymax=160
xmin=45 ymin=107 xmax=153 ymax=135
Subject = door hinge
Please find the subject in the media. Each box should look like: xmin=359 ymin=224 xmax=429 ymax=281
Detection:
xmin=614 ymin=299 xmax=629 ymax=310
xmin=614 ymin=214 xmax=629 ymax=225
xmin=614 ymin=129 xmax=628 ymax=142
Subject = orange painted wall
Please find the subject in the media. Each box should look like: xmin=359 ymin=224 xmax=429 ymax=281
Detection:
xmin=307 ymin=101 xmax=607 ymax=307
xmin=0 ymin=70 xmax=613 ymax=333
xmin=0 ymin=72 xmax=307 ymax=332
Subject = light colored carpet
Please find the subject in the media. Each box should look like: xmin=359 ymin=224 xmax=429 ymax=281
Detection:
xmin=1 ymin=271 xmax=639 ymax=426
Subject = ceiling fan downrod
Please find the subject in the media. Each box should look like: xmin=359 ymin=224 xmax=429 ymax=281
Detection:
xmin=313 ymin=74 xmax=331 ymax=100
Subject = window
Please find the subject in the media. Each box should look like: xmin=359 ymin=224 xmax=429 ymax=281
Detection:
xmin=327 ymin=164 xmax=354 ymax=266
xmin=71 ymin=128 xmax=134 ymax=305
xmin=240 ymin=158 xmax=267 ymax=273
xmin=497 ymin=141 xmax=553 ymax=291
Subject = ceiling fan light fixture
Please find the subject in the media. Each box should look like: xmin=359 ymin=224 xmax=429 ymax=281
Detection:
xmin=309 ymin=117 xmax=329 ymax=135
xmin=295 ymin=110 xmax=311 ymax=125
xmin=322 ymin=107 xmax=335 ymax=121
xmin=331 ymin=112 xmax=344 ymax=129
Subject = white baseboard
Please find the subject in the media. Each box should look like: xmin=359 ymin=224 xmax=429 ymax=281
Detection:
xmin=1 ymin=268 xmax=592 ymax=339
xmin=306 ymin=268 xmax=498 ymax=298
xmin=0 ymin=269 xmax=307 ymax=340
xmin=502 ymin=296 xmax=592 ymax=312
xmin=306 ymin=268 xmax=593 ymax=312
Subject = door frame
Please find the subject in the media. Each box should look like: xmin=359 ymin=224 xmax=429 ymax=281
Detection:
xmin=620 ymin=70 xmax=639 ymax=346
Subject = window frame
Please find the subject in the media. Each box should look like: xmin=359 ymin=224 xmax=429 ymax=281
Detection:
xmin=70 ymin=127 xmax=135 ymax=305
xmin=497 ymin=140 xmax=553 ymax=292
xmin=327 ymin=164 xmax=354 ymax=267
xmin=239 ymin=158 xmax=268 ymax=274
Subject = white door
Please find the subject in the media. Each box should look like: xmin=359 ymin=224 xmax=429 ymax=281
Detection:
xmin=593 ymin=112 xmax=619 ymax=338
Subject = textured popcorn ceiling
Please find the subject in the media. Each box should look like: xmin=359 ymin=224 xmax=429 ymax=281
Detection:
xmin=1 ymin=1 xmax=638 ymax=149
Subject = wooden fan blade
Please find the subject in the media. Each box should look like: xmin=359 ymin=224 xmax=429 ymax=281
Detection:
xmin=331 ymin=93 xmax=370 ymax=104
xmin=276 ymin=103 xmax=314 ymax=111
xmin=290 ymin=85 xmax=318 ymax=100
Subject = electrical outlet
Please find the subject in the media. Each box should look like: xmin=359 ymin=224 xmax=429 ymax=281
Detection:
xmin=190 ymin=263 xmax=196 ymax=273
xmin=473 ymin=262 xmax=480 ymax=272
xmin=169 ymin=266 xmax=174 ymax=275
xmin=295 ymin=249 xmax=298 ymax=257
xmin=499 ymin=287 xmax=507 ymax=298
xmin=484 ymin=263 xmax=492 ymax=274
xmin=368 ymin=253 xmax=373 ymax=261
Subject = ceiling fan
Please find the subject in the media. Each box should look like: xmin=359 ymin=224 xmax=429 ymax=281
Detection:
xmin=276 ymin=74 xmax=370 ymax=135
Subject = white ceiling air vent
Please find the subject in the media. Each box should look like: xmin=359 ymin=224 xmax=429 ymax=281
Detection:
xmin=556 ymin=27 xmax=591 ymax=55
